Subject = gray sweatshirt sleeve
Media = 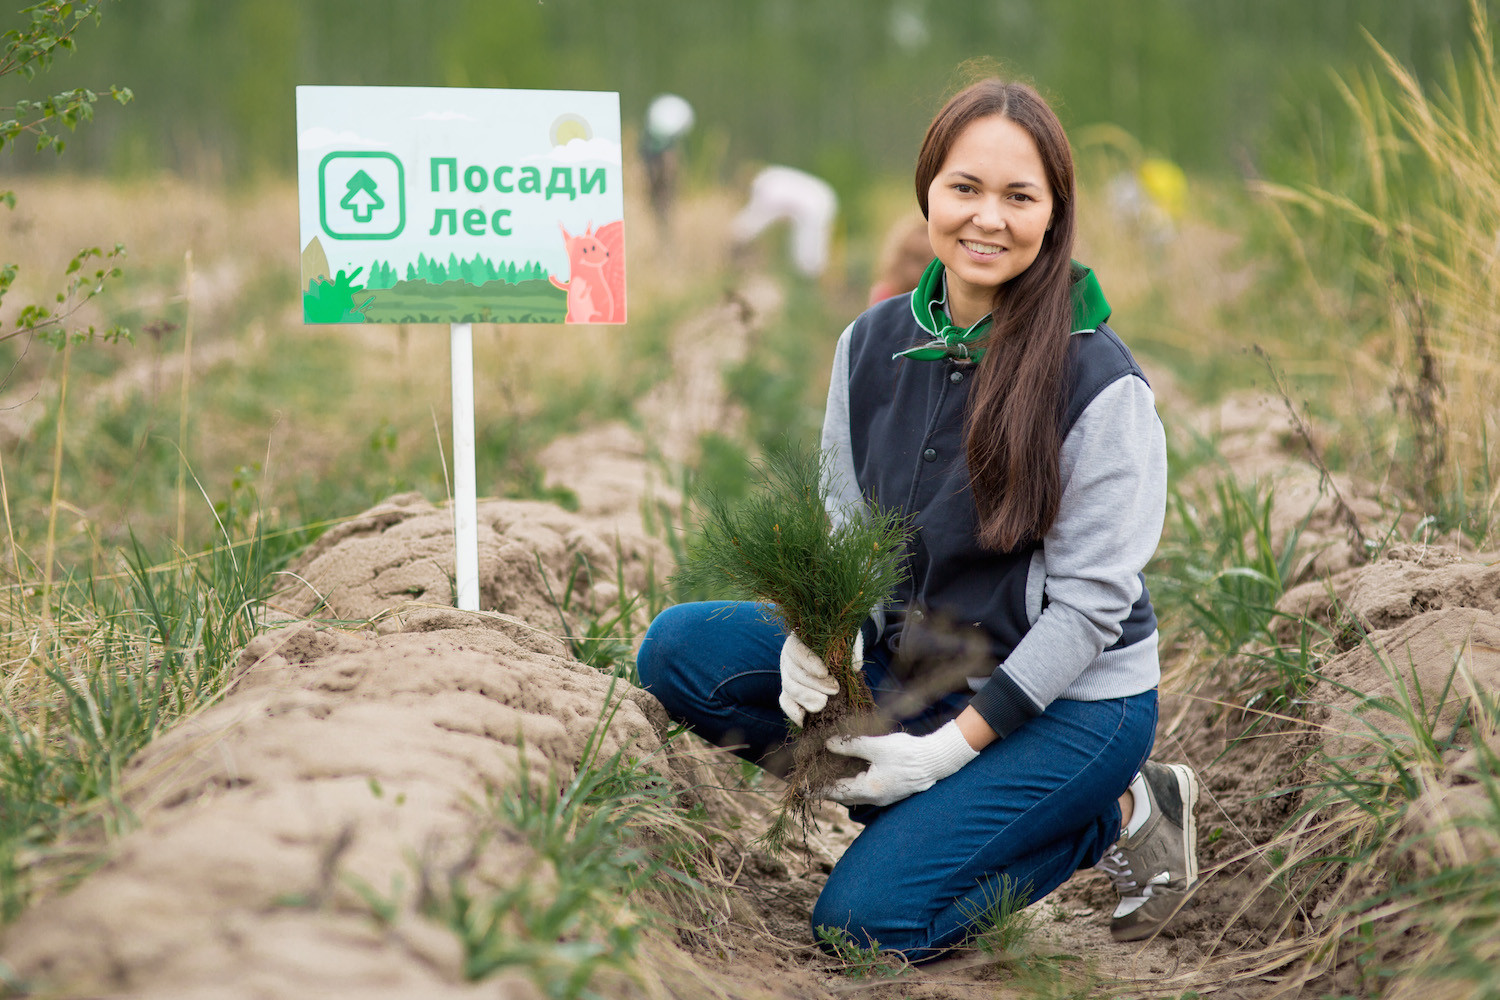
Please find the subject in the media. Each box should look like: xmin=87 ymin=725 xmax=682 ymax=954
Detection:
xmin=968 ymin=373 xmax=1167 ymax=731
xmin=820 ymin=321 xmax=886 ymax=643
xmin=821 ymin=322 xmax=862 ymax=527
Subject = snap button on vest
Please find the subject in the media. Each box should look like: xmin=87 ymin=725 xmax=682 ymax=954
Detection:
xmin=949 ymin=370 xmax=964 ymax=383
xmin=922 ymin=448 xmax=936 ymax=462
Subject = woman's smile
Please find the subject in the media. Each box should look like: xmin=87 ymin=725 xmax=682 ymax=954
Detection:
xmin=960 ymin=238 xmax=1006 ymax=260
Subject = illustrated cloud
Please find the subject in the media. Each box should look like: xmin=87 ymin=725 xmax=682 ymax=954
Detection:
xmin=525 ymin=137 xmax=622 ymax=165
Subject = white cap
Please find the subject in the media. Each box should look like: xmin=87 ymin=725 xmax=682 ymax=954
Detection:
xmin=646 ymin=93 xmax=695 ymax=142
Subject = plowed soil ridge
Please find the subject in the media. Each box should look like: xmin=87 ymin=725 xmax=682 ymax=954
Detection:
xmin=6 ymin=302 xmax=1497 ymax=999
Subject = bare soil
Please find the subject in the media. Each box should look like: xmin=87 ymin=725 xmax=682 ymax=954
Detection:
xmin=5 ymin=267 xmax=1496 ymax=998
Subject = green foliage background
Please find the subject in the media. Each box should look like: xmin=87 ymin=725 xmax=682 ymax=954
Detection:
xmin=1 ymin=0 xmax=1493 ymax=193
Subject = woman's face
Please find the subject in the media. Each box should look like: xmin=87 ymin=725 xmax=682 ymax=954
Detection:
xmin=925 ymin=114 xmax=1054 ymax=326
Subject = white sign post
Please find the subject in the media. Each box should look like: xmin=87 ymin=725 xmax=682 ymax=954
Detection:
xmin=296 ymin=86 xmax=627 ymax=613
xmin=450 ymin=322 xmax=479 ymax=609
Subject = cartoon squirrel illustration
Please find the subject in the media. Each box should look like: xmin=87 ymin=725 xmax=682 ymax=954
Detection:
xmin=549 ymin=221 xmax=626 ymax=323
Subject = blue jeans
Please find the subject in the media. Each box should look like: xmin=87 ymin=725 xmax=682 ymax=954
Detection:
xmin=637 ymin=601 xmax=1158 ymax=961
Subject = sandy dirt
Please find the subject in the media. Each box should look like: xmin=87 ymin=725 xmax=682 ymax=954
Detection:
xmin=4 ymin=609 xmax=657 ymax=999
xmin=273 ymin=491 xmax=670 ymax=635
xmin=5 ymin=271 xmax=1497 ymax=998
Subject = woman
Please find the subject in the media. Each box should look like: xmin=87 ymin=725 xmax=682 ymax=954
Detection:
xmin=638 ymin=79 xmax=1199 ymax=960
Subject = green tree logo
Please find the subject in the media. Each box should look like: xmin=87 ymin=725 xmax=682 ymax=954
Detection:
xmin=340 ymin=169 xmax=384 ymax=223
xmin=318 ymin=152 xmax=405 ymax=240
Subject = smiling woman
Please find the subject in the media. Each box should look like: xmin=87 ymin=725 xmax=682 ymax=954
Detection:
xmin=910 ymin=81 xmax=1079 ymax=550
xmin=638 ymin=77 xmax=1199 ymax=962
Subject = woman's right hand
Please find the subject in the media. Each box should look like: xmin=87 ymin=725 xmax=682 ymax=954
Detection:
xmin=778 ymin=631 xmax=861 ymax=726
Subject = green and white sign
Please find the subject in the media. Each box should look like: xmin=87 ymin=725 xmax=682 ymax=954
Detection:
xmin=296 ymin=86 xmax=626 ymax=325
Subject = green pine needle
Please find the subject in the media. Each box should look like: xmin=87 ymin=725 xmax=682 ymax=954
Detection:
xmin=673 ymin=442 xmax=910 ymax=697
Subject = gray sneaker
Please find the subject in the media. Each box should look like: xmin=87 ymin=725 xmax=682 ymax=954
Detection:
xmin=1098 ymin=761 xmax=1201 ymax=942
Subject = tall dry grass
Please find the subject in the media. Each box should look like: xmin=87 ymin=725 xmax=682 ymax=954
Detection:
xmin=1136 ymin=16 xmax=1500 ymax=979
xmin=1252 ymin=0 xmax=1500 ymax=535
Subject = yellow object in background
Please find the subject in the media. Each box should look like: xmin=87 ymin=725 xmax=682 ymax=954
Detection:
xmin=1138 ymin=157 xmax=1188 ymax=221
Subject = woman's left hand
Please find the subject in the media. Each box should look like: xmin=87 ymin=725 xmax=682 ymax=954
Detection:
xmin=824 ymin=720 xmax=980 ymax=807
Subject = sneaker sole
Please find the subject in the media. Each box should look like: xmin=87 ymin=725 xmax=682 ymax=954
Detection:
xmin=1110 ymin=886 xmax=1196 ymax=942
xmin=1164 ymin=762 xmax=1200 ymax=886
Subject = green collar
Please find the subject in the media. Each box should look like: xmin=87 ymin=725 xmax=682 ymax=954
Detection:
xmin=1069 ymin=262 xmax=1111 ymax=331
xmin=895 ymin=257 xmax=1112 ymax=362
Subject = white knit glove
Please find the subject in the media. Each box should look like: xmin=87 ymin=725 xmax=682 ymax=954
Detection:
xmin=778 ymin=631 xmax=862 ymax=727
xmin=824 ymin=720 xmax=980 ymax=807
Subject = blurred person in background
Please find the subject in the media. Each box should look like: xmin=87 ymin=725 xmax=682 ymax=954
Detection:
xmin=640 ymin=93 xmax=695 ymax=234
xmin=1106 ymin=155 xmax=1187 ymax=247
xmin=867 ymin=214 xmax=934 ymax=306
xmin=729 ymin=164 xmax=839 ymax=278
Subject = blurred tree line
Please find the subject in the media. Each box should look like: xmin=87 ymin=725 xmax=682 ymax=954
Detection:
xmin=0 ymin=0 xmax=1489 ymax=195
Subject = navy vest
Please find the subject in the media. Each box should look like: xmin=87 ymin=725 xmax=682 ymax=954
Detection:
xmin=845 ymin=293 xmax=1158 ymax=674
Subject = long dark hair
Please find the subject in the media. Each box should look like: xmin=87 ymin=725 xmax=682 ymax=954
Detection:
xmin=915 ymin=79 xmax=1077 ymax=552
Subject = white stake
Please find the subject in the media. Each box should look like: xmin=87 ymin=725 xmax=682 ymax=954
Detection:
xmin=450 ymin=322 xmax=479 ymax=611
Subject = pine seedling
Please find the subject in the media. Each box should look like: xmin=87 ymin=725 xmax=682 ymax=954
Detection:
xmin=814 ymin=925 xmax=908 ymax=979
xmin=673 ymin=442 xmax=910 ymax=846
xmin=959 ymin=874 xmax=1035 ymax=956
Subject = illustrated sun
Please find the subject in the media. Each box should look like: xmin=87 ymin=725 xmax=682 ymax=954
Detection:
xmin=549 ymin=113 xmax=592 ymax=147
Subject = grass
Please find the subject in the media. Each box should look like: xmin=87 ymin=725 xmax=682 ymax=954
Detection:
xmin=381 ymin=693 xmax=732 ymax=998
xmin=1148 ymin=464 xmax=1328 ymax=727
xmin=1153 ymin=471 xmax=1305 ymax=661
xmin=537 ymin=541 xmax=670 ymax=684
xmin=1144 ymin=458 xmax=1500 ymax=998
xmin=431 ymin=753 xmax=676 ymax=990
xmin=0 ymin=514 xmax=279 ymax=919
xmin=1202 ymin=636 xmax=1500 ymax=998
xmin=959 ymin=875 xmax=1036 ymax=958
xmin=720 ymin=277 xmax=838 ymax=457
xmin=679 ymin=271 xmax=852 ymax=512
xmin=1246 ymin=0 xmax=1500 ymax=543
xmin=813 ymin=924 xmax=908 ymax=980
